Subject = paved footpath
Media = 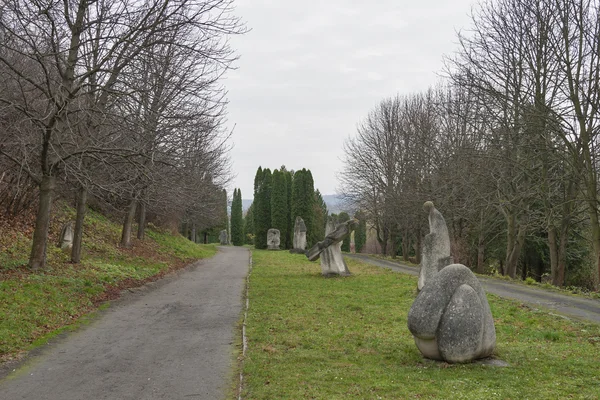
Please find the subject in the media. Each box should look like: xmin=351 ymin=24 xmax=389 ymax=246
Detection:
xmin=348 ymin=254 xmax=600 ymax=324
xmin=0 ymin=246 xmax=249 ymax=400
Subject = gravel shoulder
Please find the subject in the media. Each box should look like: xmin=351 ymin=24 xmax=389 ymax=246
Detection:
xmin=347 ymin=253 xmax=600 ymax=324
xmin=0 ymin=246 xmax=249 ymax=400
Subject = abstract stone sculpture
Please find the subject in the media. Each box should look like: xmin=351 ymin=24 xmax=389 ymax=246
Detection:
xmin=306 ymin=218 xmax=357 ymax=276
xmin=58 ymin=222 xmax=74 ymax=251
xmin=219 ymin=230 xmax=228 ymax=245
xmin=407 ymin=264 xmax=496 ymax=363
xmin=418 ymin=201 xmax=453 ymax=291
xmin=267 ymin=228 xmax=281 ymax=250
xmin=407 ymin=201 xmax=495 ymax=363
xmin=290 ymin=216 xmax=307 ymax=254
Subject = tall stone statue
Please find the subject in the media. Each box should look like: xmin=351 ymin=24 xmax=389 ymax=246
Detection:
xmin=407 ymin=202 xmax=496 ymax=363
xmin=267 ymin=228 xmax=281 ymax=250
xmin=58 ymin=221 xmax=74 ymax=251
xmin=219 ymin=230 xmax=228 ymax=245
xmin=290 ymin=216 xmax=307 ymax=254
xmin=418 ymin=201 xmax=452 ymax=291
xmin=306 ymin=218 xmax=358 ymax=276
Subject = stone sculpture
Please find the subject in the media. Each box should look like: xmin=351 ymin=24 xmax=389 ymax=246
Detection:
xmin=290 ymin=216 xmax=307 ymax=254
xmin=58 ymin=221 xmax=74 ymax=251
xmin=408 ymin=264 xmax=496 ymax=363
xmin=407 ymin=201 xmax=496 ymax=363
xmin=306 ymin=218 xmax=358 ymax=276
xmin=267 ymin=228 xmax=281 ymax=250
xmin=219 ymin=230 xmax=228 ymax=245
xmin=418 ymin=201 xmax=453 ymax=291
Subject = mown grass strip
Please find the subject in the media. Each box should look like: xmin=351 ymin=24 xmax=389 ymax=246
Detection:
xmin=242 ymin=250 xmax=600 ymax=399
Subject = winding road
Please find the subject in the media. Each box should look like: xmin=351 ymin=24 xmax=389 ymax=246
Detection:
xmin=0 ymin=246 xmax=250 ymax=400
xmin=348 ymin=253 xmax=600 ymax=324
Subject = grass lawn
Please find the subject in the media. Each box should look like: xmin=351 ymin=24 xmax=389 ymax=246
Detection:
xmin=241 ymin=250 xmax=600 ymax=399
xmin=0 ymin=204 xmax=216 ymax=362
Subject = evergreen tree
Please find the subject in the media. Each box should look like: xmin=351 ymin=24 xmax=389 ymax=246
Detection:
xmin=312 ymin=189 xmax=328 ymax=245
xmin=253 ymin=167 xmax=272 ymax=249
xmin=291 ymin=169 xmax=316 ymax=246
xmin=244 ymin=203 xmax=255 ymax=245
xmin=354 ymin=210 xmax=367 ymax=253
xmin=338 ymin=211 xmax=350 ymax=252
xmin=270 ymin=169 xmax=288 ymax=244
xmin=231 ymin=188 xmax=244 ymax=246
xmin=282 ymin=166 xmax=293 ymax=249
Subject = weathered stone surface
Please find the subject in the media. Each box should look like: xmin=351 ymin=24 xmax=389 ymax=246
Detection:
xmin=267 ymin=228 xmax=280 ymax=250
xmin=58 ymin=222 xmax=74 ymax=251
xmin=407 ymin=263 xmax=496 ymax=363
xmin=418 ymin=201 xmax=453 ymax=291
xmin=291 ymin=216 xmax=307 ymax=252
xmin=306 ymin=218 xmax=357 ymax=276
xmin=219 ymin=230 xmax=228 ymax=245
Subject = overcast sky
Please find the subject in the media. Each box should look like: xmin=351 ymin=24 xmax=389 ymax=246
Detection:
xmin=225 ymin=0 xmax=476 ymax=199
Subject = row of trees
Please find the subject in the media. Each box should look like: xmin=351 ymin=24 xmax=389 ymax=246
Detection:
xmin=340 ymin=0 xmax=600 ymax=289
xmin=248 ymin=166 xmax=327 ymax=249
xmin=0 ymin=0 xmax=245 ymax=268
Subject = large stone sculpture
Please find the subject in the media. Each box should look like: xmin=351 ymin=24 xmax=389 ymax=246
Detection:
xmin=219 ymin=230 xmax=228 ymax=245
xmin=267 ymin=228 xmax=281 ymax=250
xmin=407 ymin=201 xmax=496 ymax=363
xmin=306 ymin=218 xmax=357 ymax=276
xmin=408 ymin=264 xmax=496 ymax=363
xmin=290 ymin=216 xmax=307 ymax=254
xmin=418 ymin=201 xmax=453 ymax=291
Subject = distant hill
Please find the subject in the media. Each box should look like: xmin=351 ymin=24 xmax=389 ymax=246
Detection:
xmin=241 ymin=194 xmax=353 ymax=215
xmin=242 ymin=199 xmax=253 ymax=212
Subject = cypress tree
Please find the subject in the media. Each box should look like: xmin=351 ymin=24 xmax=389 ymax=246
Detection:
xmin=312 ymin=189 xmax=327 ymax=244
xmin=270 ymin=169 xmax=288 ymax=244
xmin=338 ymin=211 xmax=350 ymax=252
xmin=231 ymin=188 xmax=244 ymax=246
xmin=253 ymin=167 xmax=272 ymax=249
xmin=354 ymin=210 xmax=367 ymax=253
xmin=291 ymin=169 xmax=315 ymax=246
xmin=281 ymin=166 xmax=293 ymax=249
xmin=244 ymin=203 xmax=255 ymax=245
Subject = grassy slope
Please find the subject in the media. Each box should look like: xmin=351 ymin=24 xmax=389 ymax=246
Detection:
xmin=242 ymin=250 xmax=600 ymax=399
xmin=0 ymin=203 xmax=216 ymax=362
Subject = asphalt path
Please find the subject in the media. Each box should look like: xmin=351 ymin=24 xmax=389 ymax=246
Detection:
xmin=347 ymin=253 xmax=600 ymax=324
xmin=0 ymin=246 xmax=249 ymax=400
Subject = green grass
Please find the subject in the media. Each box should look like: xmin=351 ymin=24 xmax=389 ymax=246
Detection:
xmin=241 ymin=250 xmax=600 ymax=399
xmin=0 ymin=205 xmax=217 ymax=361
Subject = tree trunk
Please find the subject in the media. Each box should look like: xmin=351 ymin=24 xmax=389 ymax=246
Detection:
xmin=71 ymin=186 xmax=87 ymax=264
xmin=504 ymin=212 xmax=516 ymax=276
xmin=402 ymin=229 xmax=409 ymax=261
xmin=476 ymin=230 xmax=485 ymax=274
xmin=548 ymin=225 xmax=558 ymax=285
xmin=557 ymin=228 xmax=568 ymax=287
xmin=204 ymin=231 xmax=208 ymax=244
xmin=191 ymin=222 xmax=196 ymax=243
xmin=120 ymin=199 xmax=138 ymax=248
xmin=506 ymin=223 xmax=526 ymax=279
xmin=137 ymin=201 xmax=146 ymax=240
xmin=587 ymin=205 xmax=600 ymax=288
xmin=390 ymin=231 xmax=397 ymax=259
xmin=28 ymin=176 xmax=56 ymax=270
